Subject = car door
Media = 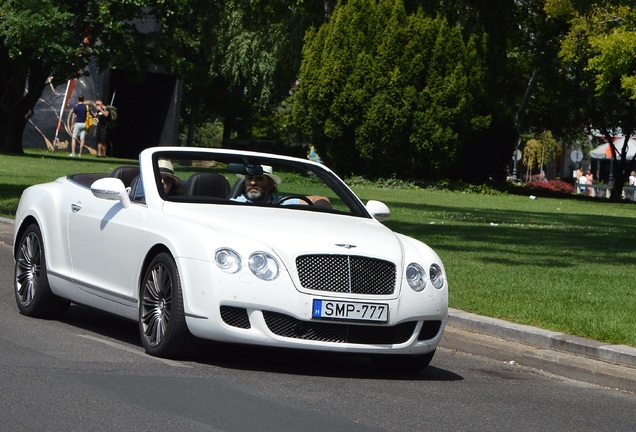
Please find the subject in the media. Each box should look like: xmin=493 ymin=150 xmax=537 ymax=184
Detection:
xmin=67 ymin=185 xmax=137 ymax=302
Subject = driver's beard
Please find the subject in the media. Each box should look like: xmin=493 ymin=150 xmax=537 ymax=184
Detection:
xmin=246 ymin=189 xmax=265 ymax=202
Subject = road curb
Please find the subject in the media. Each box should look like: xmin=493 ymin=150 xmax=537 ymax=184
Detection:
xmin=441 ymin=325 xmax=636 ymax=393
xmin=447 ymin=308 xmax=636 ymax=368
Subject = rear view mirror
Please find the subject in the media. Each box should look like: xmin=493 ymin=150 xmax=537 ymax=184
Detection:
xmin=227 ymin=163 xmax=265 ymax=176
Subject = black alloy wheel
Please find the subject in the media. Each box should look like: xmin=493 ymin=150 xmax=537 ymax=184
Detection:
xmin=14 ymin=224 xmax=70 ymax=318
xmin=139 ymin=252 xmax=199 ymax=358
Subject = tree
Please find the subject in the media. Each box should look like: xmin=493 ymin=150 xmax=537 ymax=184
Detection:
xmin=1 ymin=0 xmax=324 ymax=153
xmin=293 ymin=0 xmax=490 ymax=179
xmin=546 ymin=0 xmax=636 ymax=199
xmin=162 ymin=0 xmax=328 ymax=144
xmin=522 ymin=130 xmax=559 ymax=181
xmin=0 ymin=0 xmax=170 ymax=154
xmin=436 ymin=1 xmax=582 ymax=181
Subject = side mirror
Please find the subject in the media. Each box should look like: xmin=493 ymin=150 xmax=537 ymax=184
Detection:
xmin=91 ymin=177 xmax=131 ymax=209
xmin=366 ymin=200 xmax=390 ymax=222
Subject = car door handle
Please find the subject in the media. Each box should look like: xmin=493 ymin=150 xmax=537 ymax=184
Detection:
xmin=71 ymin=202 xmax=82 ymax=213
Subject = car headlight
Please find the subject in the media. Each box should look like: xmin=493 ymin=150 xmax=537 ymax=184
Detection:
xmin=406 ymin=263 xmax=427 ymax=292
xmin=248 ymin=252 xmax=280 ymax=281
xmin=429 ymin=263 xmax=445 ymax=289
xmin=215 ymin=248 xmax=242 ymax=274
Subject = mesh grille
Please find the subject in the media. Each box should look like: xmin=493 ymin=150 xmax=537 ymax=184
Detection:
xmin=417 ymin=320 xmax=442 ymax=341
xmin=263 ymin=311 xmax=416 ymax=344
xmin=220 ymin=306 xmax=251 ymax=329
xmin=296 ymin=255 xmax=396 ymax=295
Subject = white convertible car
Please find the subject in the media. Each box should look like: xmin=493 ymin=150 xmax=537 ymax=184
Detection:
xmin=13 ymin=147 xmax=448 ymax=372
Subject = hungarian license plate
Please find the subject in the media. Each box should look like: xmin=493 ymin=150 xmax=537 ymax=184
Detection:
xmin=312 ymin=299 xmax=388 ymax=323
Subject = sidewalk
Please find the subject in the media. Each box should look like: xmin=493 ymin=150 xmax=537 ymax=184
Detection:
xmin=445 ymin=308 xmax=636 ymax=393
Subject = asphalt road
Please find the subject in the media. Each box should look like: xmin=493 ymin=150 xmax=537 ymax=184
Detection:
xmin=1 ymin=219 xmax=635 ymax=431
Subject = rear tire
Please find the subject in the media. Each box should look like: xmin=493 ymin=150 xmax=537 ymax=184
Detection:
xmin=139 ymin=252 xmax=199 ymax=358
xmin=14 ymin=224 xmax=70 ymax=318
xmin=370 ymin=350 xmax=436 ymax=374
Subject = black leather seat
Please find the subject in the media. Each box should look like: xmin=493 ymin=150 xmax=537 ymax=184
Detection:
xmin=111 ymin=166 xmax=140 ymax=188
xmin=229 ymin=178 xmax=245 ymax=199
xmin=185 ymin=172 xmax=230 ymax=199
xmin=128 ymin=175 xmax=144 ymax=202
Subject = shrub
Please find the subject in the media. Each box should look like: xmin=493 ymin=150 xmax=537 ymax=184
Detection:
xmin=521 ymin=179 xmax=574 ymax=196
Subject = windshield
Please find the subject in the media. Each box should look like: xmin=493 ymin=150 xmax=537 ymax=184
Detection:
xmin=150 ymin=150 xmax=369 ymax=217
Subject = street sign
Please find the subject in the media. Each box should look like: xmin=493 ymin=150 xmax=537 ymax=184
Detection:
xmin=570 ymin=149 xmax=583 ymax=163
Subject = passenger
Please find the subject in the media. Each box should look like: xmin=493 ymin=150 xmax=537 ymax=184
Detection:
xmin=158 ymin=160 xmax=183 ymax=195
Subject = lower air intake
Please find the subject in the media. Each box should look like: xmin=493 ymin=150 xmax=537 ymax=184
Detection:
xmin=263 ymin=311 xmax=416 ymax=344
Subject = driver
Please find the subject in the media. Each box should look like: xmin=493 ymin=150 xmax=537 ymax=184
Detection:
xmin=233 ymin=165 xmax=283 ymax=204
xmin=233 ymin=165 xmax=331 ymax=207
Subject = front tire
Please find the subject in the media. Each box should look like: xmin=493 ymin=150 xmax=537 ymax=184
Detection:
xmin=370 ymin=350 xmax=436 ymax=374
xmin=14 ymin=224 xmax=70 ymax=318
xmin=139 ymin=252 xmax=199 ymax=358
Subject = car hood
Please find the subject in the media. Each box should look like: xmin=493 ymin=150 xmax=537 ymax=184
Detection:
xmin=164 ymin=203 xmax=404 ymax=265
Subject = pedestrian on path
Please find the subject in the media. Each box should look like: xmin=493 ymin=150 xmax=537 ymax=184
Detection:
xmin=70 ymin=95 xmax=90 ymax=157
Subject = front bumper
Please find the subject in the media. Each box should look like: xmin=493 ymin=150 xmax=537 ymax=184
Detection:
xmin=179 ymin=257 xmax=448 ymax=355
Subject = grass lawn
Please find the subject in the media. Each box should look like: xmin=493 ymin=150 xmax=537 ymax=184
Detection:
xmin=2 ymin=150 xmax=635 ymax=347
xmin=0 ymin=150 xmax=137 ymax=217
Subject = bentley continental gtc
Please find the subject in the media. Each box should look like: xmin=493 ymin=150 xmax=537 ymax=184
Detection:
xmin=13 ymin=147 xmax=448 ymax=372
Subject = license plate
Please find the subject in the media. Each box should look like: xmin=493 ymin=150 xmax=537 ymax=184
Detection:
xmin=312 ymin=299 xmax=388 ymax=323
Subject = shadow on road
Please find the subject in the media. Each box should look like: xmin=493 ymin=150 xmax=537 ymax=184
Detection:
xmin=61 ymin=303 xmax=463 ymax=382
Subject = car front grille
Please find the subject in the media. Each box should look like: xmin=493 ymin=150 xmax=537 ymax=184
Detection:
xmin=295 ymin=254 xmax=396 ymax=295
xmin=263 ymin=311 xmax=416 ymax=344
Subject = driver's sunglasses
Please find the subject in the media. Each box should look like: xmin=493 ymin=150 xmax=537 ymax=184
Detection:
xmin=246 ymin=175 xmax=268 ymax=182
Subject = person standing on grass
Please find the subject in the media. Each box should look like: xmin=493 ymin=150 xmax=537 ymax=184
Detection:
xmin=70 ymin=95 xmax=89 ymax=157
xmin=585 ymin=170 xmax=594 ymax=196
xmin=94 ymin=100 xmax=110 ymax=157
xmin=578 ymin=169 xmax=588 ymax=195
xmin=629 ymin=171 xmax=636 ymax=201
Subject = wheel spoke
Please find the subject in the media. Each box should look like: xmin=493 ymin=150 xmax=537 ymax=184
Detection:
xmin=141 ymin=263 xmax=173 ymax=347
xmin=15 ymin=233 xmax=40 ymax=306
